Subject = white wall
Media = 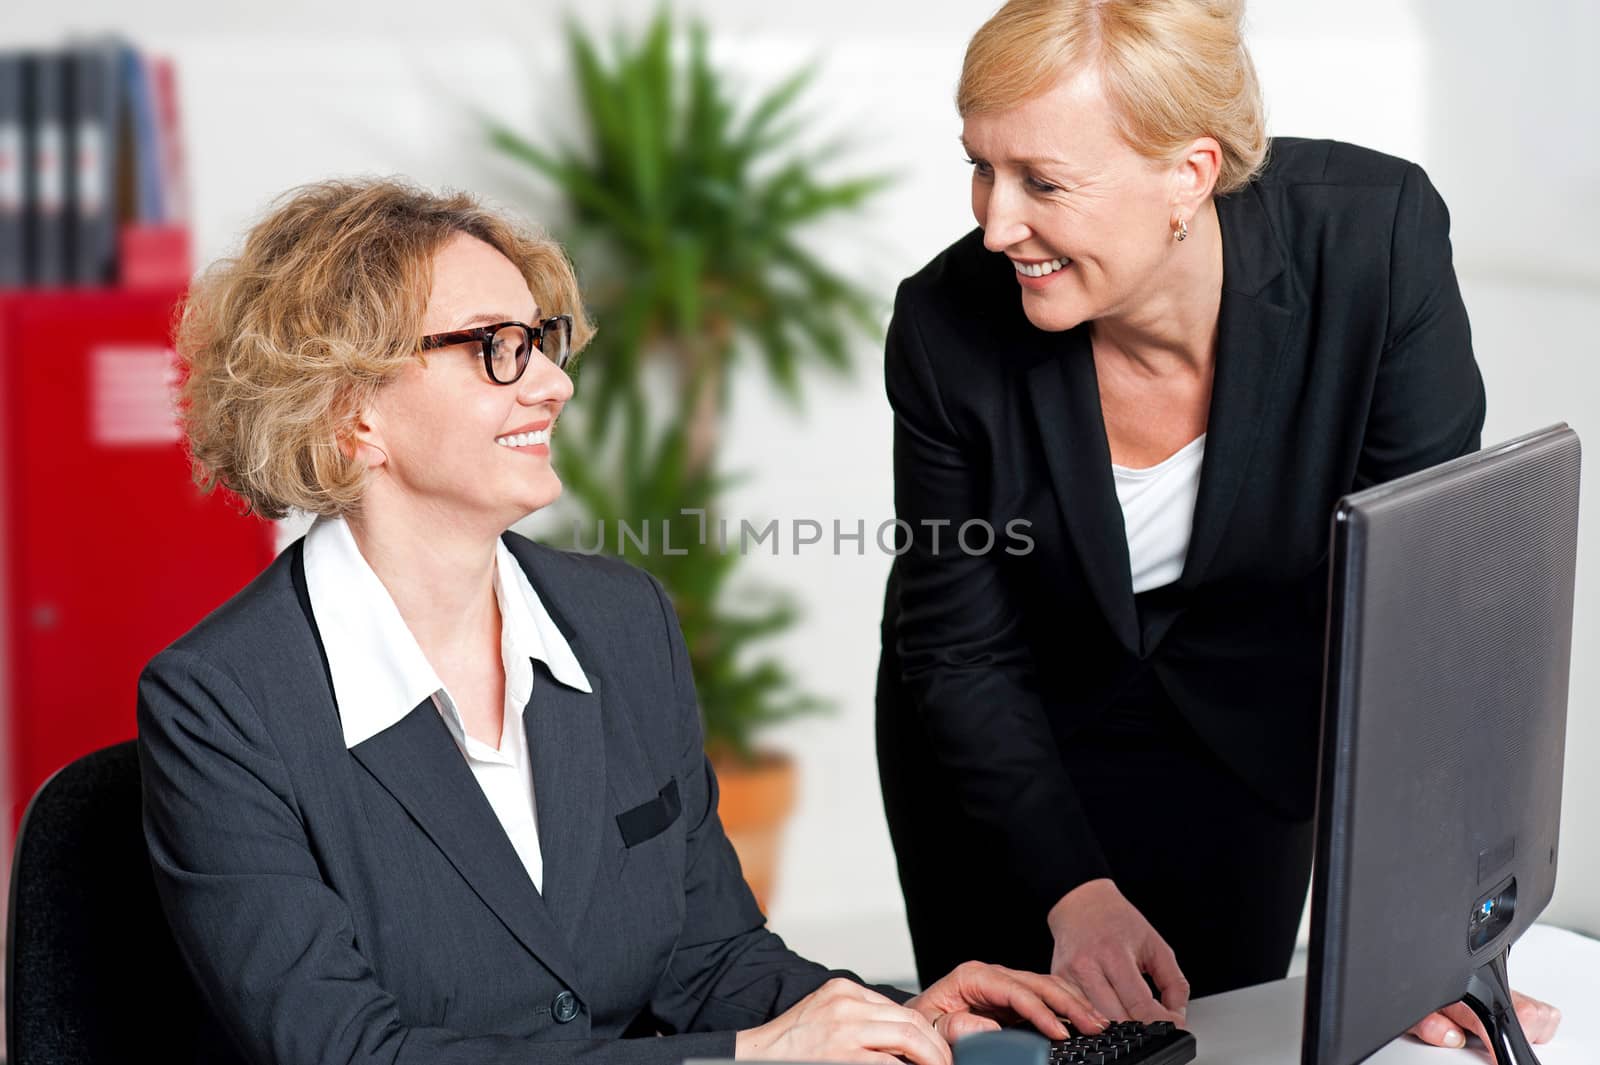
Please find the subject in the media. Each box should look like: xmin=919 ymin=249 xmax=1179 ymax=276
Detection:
xmin=9 ymin=0 xmax=1596 ymax=985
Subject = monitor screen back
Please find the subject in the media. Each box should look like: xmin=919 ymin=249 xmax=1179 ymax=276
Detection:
xmin=1302 ymin=425 xmax=1581 ymax=1065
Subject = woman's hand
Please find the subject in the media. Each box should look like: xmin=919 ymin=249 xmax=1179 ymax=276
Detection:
xmin=1408 ymin=989 xmax=1561 ymax=1049
xmin=735 ymin=978 xmax=951 ymax=1065
xmin=905 ymin=960 xmax=1110 ymax=1042
xmin=1047 ymin=879 xmax=1189 ymax=1024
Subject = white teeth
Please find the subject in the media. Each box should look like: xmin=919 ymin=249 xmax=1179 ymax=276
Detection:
xmin=1015 ymin=257 xmax=1069 ymax=277
xmin=496 ymin=429 xmax=551 ymax=447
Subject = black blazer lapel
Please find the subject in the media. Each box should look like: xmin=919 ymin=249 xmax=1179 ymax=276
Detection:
xmin=1025 ymin=327 xmax=1141 ymax=655
xmin=1179 ymin=183 xmax=1302 ymax=593
xmin=523 ymin=664 xmax=606 ymax=946
xmin=348 ymin=707 xmax=583 ymax=990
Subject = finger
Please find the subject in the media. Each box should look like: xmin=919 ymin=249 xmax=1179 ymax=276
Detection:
xmin=1535 ymin=1002 xmax=1562 ymax=1044
xmin=1065 ymin=962 xmax=1128 ymax=1022
xmin=1003 ymin=971 xmax=1110 ymax=1034
xmin=838 ymin=1053 xmax=902 ymax=1065
xmin=1440 ymin=1003 xmax=1490 ymax=1048
xmin=980 ymin=973 xmax=1071 ymax=1040
xmin=838 ymin=996 xmax=946 ymax=1033
xmin=809 ymin=1042 xmax=902 ymax=1065
xmin=1511 ymin=991 xmax=1562 ymax=1044
xmin=883 ymin=1006 xmax=952 ymax=1065
xmin=1144 ymin=943 xmax=1190 ymax=1018
xmin=1539 ymin=1003 xmax=1562 ymax=1043
xmin=857 ymin=1019 xmax=952 ymax=1065
xmin=821 ymin=995 xmax=934 ymax=1039
xmin=936 ymin=1011 xmax=1003 ymax=1042
xmin=1101 ymin=953 xmax=1182 ymax=1025
xmin=1407 ymin=1010 xmax=1468 ymax=1049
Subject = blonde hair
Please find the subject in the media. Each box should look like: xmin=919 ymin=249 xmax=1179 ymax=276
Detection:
xmin=176 ymin=178 xmax=593 ymax=520
xmin=958 ymin=0 xmax=1267 ymax=194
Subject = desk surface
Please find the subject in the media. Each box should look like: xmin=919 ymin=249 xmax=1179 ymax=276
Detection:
xmin=1185 ymin=924 xmax=1597 ymax=1064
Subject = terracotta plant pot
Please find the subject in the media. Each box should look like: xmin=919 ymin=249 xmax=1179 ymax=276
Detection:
xmin=712 ymin=751 xmax=797 ymax=914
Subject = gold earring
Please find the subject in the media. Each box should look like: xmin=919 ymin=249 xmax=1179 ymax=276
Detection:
xmin=1174 ymin=216 xmax=1188 ymax=242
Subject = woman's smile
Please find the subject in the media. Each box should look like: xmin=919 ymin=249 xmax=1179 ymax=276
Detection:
xmin=1012 ymin=255 xmax=1075 ymax=288
xmin=494 ymin=421 xmax=552 ymax=453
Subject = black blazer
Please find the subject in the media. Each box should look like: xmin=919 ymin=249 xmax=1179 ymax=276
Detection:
xmin=878 ymin=138 xmax=1485 ymax=923
xmin=139 ymin=536 xmax=894 ymax=1065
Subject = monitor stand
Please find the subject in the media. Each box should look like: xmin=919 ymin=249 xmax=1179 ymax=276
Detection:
xmin=1461 ymin=948 xmax=1540 ymax=1065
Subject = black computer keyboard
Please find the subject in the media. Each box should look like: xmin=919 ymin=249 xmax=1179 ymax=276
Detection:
xmin=1046 ymin=1020 xmax=1195 ymax=1065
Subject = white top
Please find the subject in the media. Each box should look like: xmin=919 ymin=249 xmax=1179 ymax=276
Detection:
xmin=1111 ymin=434 xmax=1206 ymax=594
xmin=301 ymin=515 xmax=593 ymax=894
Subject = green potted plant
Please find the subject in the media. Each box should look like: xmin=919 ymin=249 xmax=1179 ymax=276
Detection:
xmin=485 ymin=13 xmax=887 ymax=911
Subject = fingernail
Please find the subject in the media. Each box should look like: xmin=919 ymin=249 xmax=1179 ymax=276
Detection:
xmin=1444 ymin=1029 xmax=1465 ymax=1048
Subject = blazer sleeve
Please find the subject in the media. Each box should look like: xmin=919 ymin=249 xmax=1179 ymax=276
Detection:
xmin=138 ymin=651 xmax=759 ymax=1065
xmin=1355 ymin=162 xmax=1486 ymax=486
xmin=638 ymin=570 xmax=915 ymax=1033
xmin=885 ymin=288 xmax=1112 ymax=918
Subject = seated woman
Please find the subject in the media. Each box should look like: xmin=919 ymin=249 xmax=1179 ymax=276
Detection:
xmin=138 ymin=178 xmax=1102 ymax=1065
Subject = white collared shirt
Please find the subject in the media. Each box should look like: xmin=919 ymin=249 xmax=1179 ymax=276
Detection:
xmin=302 ymin=515 xmax=592 ymax=894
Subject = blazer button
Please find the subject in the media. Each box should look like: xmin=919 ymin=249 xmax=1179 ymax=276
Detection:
xmin=552 ymin=990 xmax=579 ymax=1023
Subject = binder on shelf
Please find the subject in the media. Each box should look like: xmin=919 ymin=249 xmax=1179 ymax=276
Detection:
xmin=118 ymin=52 xmax=190 ymax=289
xmin=67 ymin=41 xmax=122 ymax=285
xmin=0 ymin=53 xmax=24 ymax=286
xmin=25 ymin=53 xmax=68 ymax=287
xmin=150 ymin=56 xmax=189 ymax=226
xmin=119 ymin=46 xmax=164 ymax=226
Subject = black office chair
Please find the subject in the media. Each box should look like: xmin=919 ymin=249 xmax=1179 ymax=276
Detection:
xmin=6 ymin=740 xmax=204 ymax=1065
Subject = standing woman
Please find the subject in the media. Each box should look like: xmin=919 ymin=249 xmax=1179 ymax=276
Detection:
xmin=875 ymin=0 xmax=1560 ymax=1049
xmin=140 ymin=178 xmax=1102 ymax=1065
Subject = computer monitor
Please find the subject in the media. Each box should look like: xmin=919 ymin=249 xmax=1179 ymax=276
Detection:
xmin=1301 ymin=424 xmax=1582 ymax=1065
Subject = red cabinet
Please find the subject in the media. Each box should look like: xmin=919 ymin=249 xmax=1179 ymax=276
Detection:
xmin=0 ymin=290 xmax=278 ymax=831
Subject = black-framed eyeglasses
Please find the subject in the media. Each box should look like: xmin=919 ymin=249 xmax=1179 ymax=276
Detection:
xmin=419 ymin=314 xmax=574 ymax=384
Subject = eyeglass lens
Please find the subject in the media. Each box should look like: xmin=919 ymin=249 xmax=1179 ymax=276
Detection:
xmin=488 ymin=325 xmax=531 ymax=383
xmin=542 ymin=317 xmax=571 ymax=371
xmin=488 ymin=319 xmax=572 ymax=383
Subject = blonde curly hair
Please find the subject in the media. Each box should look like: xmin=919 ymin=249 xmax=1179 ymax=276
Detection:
xmin=176 ymin=177 xmax=594 ymax=520
xmin=958 ymin=0 xmax=1268 ymax=195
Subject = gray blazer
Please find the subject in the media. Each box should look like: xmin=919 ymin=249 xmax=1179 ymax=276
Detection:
xmin=138 ymin=534 xmax=890 ymax=1065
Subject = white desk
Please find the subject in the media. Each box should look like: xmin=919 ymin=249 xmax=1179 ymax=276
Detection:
xmin=1185 ymin=924 xmax=1597 ymax=1063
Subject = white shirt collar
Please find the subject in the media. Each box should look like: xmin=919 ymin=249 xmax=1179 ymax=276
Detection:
xmin=302 ymin=515 xmax=592 ymax=750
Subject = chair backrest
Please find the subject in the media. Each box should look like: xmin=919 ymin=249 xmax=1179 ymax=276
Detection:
xmin=6 ymin=740 xmax=204 ymax=1065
